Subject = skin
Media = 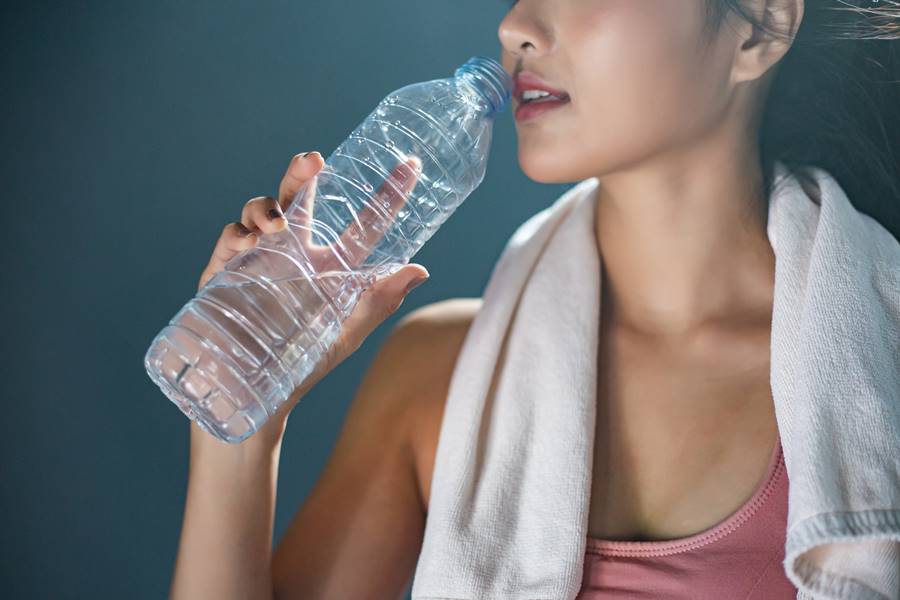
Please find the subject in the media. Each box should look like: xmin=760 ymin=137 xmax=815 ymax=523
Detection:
xmin=500 ymin=0 xmax=801 ymax=337
xmin=171 ymin=1 xmax=811 ymax=597
xmin=170 ymin=152 xmax=431 ymax=600
xmin=490 ymin=0 xmax=806 ymax=540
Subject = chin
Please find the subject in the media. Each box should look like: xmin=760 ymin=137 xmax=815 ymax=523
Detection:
xmin=518 ymin=148 xmax=589 ymax=184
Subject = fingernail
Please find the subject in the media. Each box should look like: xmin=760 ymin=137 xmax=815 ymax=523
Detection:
xmin=404 ymin=275 xmax=429 ymax=294
xmin=268 ymin=208 xmax=285 ymax=221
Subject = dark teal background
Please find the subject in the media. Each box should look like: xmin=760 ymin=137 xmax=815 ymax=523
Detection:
xmin=1 ymin=1 xmax=571 ymax=598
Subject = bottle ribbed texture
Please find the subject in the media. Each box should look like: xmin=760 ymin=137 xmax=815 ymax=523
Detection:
xmin=144 ymin=56 xmax=512 ymax=443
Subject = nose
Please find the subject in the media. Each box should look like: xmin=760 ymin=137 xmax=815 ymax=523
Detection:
xmin=498 ymin=3 xmax=552 ymax=59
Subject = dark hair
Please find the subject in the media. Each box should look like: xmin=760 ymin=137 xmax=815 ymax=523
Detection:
xmin=705 ymin=0 xmax=900 ymax=240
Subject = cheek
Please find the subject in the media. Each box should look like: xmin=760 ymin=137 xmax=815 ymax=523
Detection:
xmin=567 ymin=6 xmax=726 ymax=171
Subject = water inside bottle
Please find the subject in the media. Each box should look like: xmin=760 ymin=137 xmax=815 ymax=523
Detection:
xmin=146 ymin=267 xmax=375 ymax=442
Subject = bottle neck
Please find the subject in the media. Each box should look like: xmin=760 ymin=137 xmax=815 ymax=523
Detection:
xmin=454 ymin=56 xmax=513 ymax=115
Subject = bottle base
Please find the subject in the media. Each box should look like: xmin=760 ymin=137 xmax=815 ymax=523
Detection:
xmin=144 ymin=331 xmax=267 ymax=444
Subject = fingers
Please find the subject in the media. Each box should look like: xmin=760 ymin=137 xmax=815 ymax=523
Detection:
xmin=257 ymin=264 xmax=429 ymax=412
xmin=337 ymin=156 xmax=423 ymax=266
xmin=278 ymin=151 xmax=324 ymax=212
xmin=198 ymin=222 xmax=260 ymax=290
xmin=195 ymin=151 xmax=325 ymax=292
xmin=196 ymin=151 xmax=422 ymax=294
xmin=240 ymin=195 xmax=289 ymax=235
xmin=279 ymin=151 xmax=324 ymax=247
xmin=328 ymin=264 xmax=430 ymax=359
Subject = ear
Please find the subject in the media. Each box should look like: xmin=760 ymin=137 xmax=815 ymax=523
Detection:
xmin=731 ymin=0 xmax=804 ymax=84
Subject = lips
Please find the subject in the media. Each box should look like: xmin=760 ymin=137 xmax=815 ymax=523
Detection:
xmin=512 ymin=70 xmax=570 ymax=122
xmin=514 ymin=96 xmax=570 ymax=122
xmin=513 ymin=71 xmax=570 ymax=104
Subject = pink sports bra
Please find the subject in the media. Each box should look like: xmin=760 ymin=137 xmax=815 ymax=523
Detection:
xmin=576 ymin=432 xmax=797 ymax=599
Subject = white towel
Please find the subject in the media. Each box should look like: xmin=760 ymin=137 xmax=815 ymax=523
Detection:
xmin=409 ymin=161 xmax=900 ymax=600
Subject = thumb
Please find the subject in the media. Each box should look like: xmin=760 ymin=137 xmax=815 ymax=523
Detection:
xmin=362 ymin=263 xmax=430 ymax=315
xmin=321 ymin=264 xmax=430 ymax=370
xmin=377 ymin=263 xmax=430 ymax=298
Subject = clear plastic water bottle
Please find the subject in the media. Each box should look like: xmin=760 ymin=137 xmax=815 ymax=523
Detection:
xmin=144 ymin=55 xmax=512 ymax=443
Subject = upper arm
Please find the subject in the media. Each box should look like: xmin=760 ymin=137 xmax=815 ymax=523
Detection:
xmin=271 ymin=297 xmax=480 ymax=600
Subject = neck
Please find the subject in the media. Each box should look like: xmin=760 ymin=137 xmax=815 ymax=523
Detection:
xmin=593 ymin=133 xmax=776 ymax=339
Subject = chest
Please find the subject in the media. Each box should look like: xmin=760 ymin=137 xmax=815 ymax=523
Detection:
xmin=587 ymin=322 xmax=778 ymax=541
xmin=412 ymin=319 xmax=778 ymax=540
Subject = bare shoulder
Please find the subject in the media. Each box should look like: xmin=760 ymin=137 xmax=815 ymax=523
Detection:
xmin=396 ymin=296 xmax=483 ymax=329
xmin=269 ymin=297 xmax=481 ymax=599
xmin=391 ymin=297 xmax=483 ymax=510
xmin=390 ymin=296 xmax=483 ymax=392
xmin=388 ymin=297 xmax=482 ymax=412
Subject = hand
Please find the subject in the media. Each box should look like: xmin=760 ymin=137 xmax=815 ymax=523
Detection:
xmin=195 ymin=150 xmax=430 ymax=432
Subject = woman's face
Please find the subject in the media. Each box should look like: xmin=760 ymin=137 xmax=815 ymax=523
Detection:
xmin=499 ymin=0 xmax=741 ymax=184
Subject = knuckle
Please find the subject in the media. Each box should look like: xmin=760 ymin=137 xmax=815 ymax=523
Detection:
xmin=246 ymin=196 xmax=278 ymax=216
xmin=244 ymin=195 xmax=267 ymax=209
xmin=324 ymin=337 xmax=346 ymax=365
xmin=225 ymin=221 xmax=252 ymax=240
xmin=388 ymin=297 xmax=404 ymax=316
xmin=361 ymin=284 xmax=386 ymax=307
xmin=372 ymin=290 xmax=402 ymax=319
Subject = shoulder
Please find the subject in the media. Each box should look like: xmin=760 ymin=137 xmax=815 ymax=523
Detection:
xmin=384 ymin=297 xmax=482 ymax=392
xmin=395 ymin=296 xmax=483 ymax=334
xmin=355 ymin=296 xmax=482 ymax=434
xmin=270 ymin=298 xmax=481 ymax=597
xmin=367 ymin=297 xmax=481 ymax=426
xmin=381 ymin=297 xmax=482 ymax=507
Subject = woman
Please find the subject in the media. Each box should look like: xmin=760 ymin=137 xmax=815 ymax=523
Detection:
xmin=168 ymin=1 xmax=900 ymax=598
